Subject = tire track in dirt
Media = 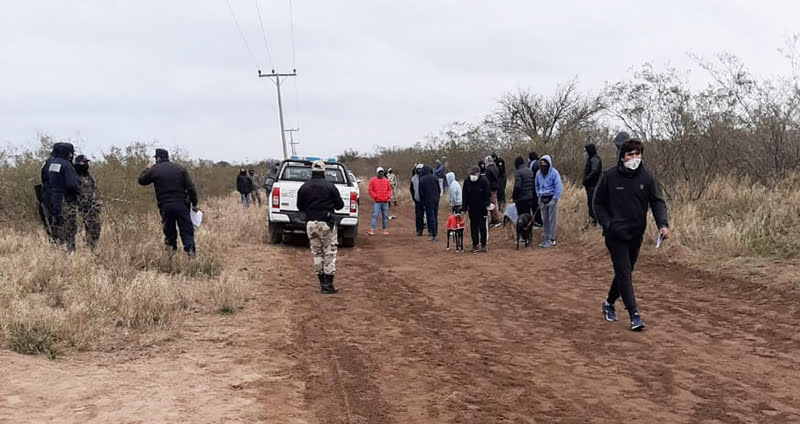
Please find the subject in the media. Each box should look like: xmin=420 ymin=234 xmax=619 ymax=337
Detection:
xmin=263 ymin=204 xmax=800 ymax=423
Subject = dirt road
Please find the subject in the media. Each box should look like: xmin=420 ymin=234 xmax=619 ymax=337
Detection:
xmin=3 ymin=204 xmax=800 ymax=423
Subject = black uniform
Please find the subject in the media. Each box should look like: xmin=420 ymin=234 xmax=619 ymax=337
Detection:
xmin=42 ymin=143 xmax=79 ymax=250
xmin=462 ymin=174 xmax=491 ymax=249
xmin=582 ymin=143 xmax=603 ymax=225
xmin=138 ymin=154 xmax=198 ymax=255
xmin=593 ymin=162 xmax=668 ymax=316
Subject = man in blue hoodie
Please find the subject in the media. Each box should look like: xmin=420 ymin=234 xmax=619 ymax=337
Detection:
xmin=534 ymin=155 xmax=562 ymax=248
xmin=418 ymin=165 xmax=441 ymax=241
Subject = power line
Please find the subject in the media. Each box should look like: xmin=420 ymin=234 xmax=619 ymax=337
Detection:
xmin=224 ymin=0 xmax=260 ymax=70
xmin=254 ymin=0 xmax=274 ymax=70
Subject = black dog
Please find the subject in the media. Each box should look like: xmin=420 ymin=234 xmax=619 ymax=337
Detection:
xmin=516 ymin=213 xmax=533 ymax=249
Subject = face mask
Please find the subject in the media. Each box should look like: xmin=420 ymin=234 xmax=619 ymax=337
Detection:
xmin=75 ymin=164 xmax=89 ymax=174
xmin=470 ymin=175 xmax=478 ymax=182
xmin=541 ymin=165 xmax=550 ymax=174
xmin=623 ymin=157 xmax=642 ymax=170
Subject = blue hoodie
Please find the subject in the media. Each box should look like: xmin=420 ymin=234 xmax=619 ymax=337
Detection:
xmin=446 ymin=172 xmax=462 ymax=208
xmin=535 ymin=155 xmax=562 ymax=200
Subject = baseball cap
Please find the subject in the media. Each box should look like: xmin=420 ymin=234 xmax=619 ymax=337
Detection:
xmin=74 ymin=155 xmax=90 ymax=163
xmin=311 ymin=160 xmax=326 ymax=171
xmin=376 ymin=166 xmax=384 ymax=173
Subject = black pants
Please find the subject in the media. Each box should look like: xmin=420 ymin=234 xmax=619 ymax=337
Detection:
xmin=414 ymin=201 xmax=425 ymax=235
xmin=605 ymin=236 xmax=643 ymax=315
xmin=425 ymin=202 xmax=438 ymax=238
xmin=585 ymin=186 xmax=596 ymax=224
xmin=469 ymin=210 xmax=487 ymax=247
xmin=515 ymin=199 xmax=532 ymax=216
xmin=160 ymin=203 xmax=195 ymax=253
xmin=497 ymin=178 xmax=506 ymax=207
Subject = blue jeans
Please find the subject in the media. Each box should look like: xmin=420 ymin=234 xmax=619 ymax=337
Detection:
xmin=371 ymin=202 xmax=388 ymax=230
xmin=425 ymin=203 xmax=438 ymax=238
xmin=240 ymin=192 xmax=249 ymax=207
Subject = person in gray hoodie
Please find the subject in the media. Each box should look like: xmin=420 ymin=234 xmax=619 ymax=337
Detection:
xmin=446 ymin=171 xmax=462 ymax=214
xmin=409 ymin=163 xmax=424 ymax=236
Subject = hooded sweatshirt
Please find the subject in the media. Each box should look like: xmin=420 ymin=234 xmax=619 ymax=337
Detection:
xmin=446 ymin=172 xmax=462 ymax=208
xmin=410 ymin=169 xmax=422 ymax=202
xmin=582 ymin=143 xmax=602 ymax=188
xmin=512 ymin=156 xmax=534 ymax=202
xmin=484 ymin=156 xmax=500 ymax=191
xmin=418 ymin=166 xmax=440 ymax=207
xmin=535 ymin=155 xmax=563 ymax=200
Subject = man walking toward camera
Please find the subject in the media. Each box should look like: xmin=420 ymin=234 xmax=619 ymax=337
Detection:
xmin=535 ymin=155 xmax=562 ymax=248
xmin=297 ymin=160 xmax=345 ymax=294
xmin=138 ymin=148 xmax=199 ymax=258
xmin=594 ymin=138 xmax=670 ymax=331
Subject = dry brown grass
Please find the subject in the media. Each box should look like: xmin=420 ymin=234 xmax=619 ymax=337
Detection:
xmin=0 ymin=194 xmax=262 ymax=358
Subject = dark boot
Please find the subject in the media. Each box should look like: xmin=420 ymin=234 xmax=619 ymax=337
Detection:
xmin=317 ymin=273 xmax=325 ymax=292
xmin=321 ymin=274 xmax=339 ymax=294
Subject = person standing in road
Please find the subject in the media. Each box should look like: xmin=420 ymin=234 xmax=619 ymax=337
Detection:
xmin=462 ymin=166 xmax=491 ymax=252
xmin=297 ymin=160 xmax=345 ymax=294
xmin=368 ymin=166 xmax=392 ymax=235
xmin=492 ymin=152 xmax=507 ymax=211
xmin=594 ymin=138 xmax=670 ymax=331
xmin=386 ymin=167 xmax=398 ymax=207
xmin=535 ymin=155 xmax=562 ymax=248
xmin=511 ymin=155 xmax=534 ymax=216
xmin=74 ymin=155 xmax=101 ymax=250
xmin=446 ymin=171 xmax=462 ymax=214
xmin=485 ymin=156 xmax=502 ymax=227
xmin=410 ymin=164 xmax=425 ymax=236
xmin=582 ymin=143 xmax=603 ymax=227
xmin=418 ymin=165 xmax=441 ymax=242
xmin=138 ymin=148 xmax=199 ymax=258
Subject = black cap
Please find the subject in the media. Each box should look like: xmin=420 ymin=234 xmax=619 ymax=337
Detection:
xmin=75 ymin=155 xmax=90 ymax=163
xmin=154 ymin=148 xmax=169 ymax=159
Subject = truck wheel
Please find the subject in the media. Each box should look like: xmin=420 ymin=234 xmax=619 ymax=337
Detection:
xmin=268 ymin=223 xmax=283 ymax=244
xmin=340 ymin=226 xmax=357 ymax=247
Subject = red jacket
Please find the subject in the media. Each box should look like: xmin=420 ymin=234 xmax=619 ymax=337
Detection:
xmin=368 ymin=176 xmax=392 ymax=202
xmin=446 ymin=214 xmax=465 ymax=230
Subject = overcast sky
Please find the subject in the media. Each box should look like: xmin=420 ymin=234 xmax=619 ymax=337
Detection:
xmin=2 ymin=0 xmax=799 ymax=163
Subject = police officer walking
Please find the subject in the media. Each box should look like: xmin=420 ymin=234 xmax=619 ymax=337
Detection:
xmin=138 ymin=148 xmax=199 ymax=257
xmin=41 ymin=142 xmax=79 ymax=251
xmin=74 ymin=155 xmax=101 ymax=250
xmin=296 ymin=160 xmax=344 ymax=294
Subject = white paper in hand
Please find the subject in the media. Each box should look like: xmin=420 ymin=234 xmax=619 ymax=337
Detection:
xmin=656 ymin=232 xmax=664 ymax=249
xmin=190 ymin=209 xmax=203 ymax=227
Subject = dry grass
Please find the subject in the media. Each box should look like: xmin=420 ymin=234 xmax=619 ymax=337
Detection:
xmin=0 ymin=194 xmax=262 ymax=358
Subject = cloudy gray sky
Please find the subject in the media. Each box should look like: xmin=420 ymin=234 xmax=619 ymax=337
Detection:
xmin=2 ymin=0 xmax=799 ymax=162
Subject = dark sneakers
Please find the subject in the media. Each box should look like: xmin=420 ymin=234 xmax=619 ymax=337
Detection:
xmin=602 ymin=302 xmax=618 ymax=322
xmin=321 ymin=274 xmax=339 ymax=294
xmin=630 ymin=313 xmax=645 ymax=331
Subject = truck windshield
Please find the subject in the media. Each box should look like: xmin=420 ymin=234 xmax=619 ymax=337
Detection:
xmin=281 ymin=164 xmax=346 ymax=184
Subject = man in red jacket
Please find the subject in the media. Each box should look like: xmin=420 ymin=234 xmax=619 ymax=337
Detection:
xmin=368 ymin=166 xmax=392 ymax=235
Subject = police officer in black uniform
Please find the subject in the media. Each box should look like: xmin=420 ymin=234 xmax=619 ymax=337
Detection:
xmin=138 ymin=148 xmax=199 ymax=257
xmin=41 ymin=142 xmax=79 ymax=250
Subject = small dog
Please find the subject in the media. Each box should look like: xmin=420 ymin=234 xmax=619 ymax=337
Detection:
xmin=516 ymin=212 xmax=533 ymax=249
xmin=445 ymin=213 xmax=465 ymax=252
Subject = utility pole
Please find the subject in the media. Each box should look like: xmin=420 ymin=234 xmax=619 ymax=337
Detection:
xmin=285 ymin=128 xmax=300 ymax=156
xmin=258 ymin=69 xmax=296 ymax=159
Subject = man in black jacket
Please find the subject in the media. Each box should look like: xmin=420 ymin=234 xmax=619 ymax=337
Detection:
xmin=593 ymin=139 xmax=670 ymax=331
xmin=297 ymin=160 xmax=345 ymax=294
xmin=512 ymin=156 xmax=534 ymax=216
xmin=236 ymin=168 xmax=252 ymax=207
xmin=42 ymin=142 xmax=79 ymax=250
xmin=582 ymin=143 xmax=602 ymax=226
xmin=418 ymin=165 xmax=441 ymax=241
xmin=462 ymin=166 xmax=491 ymax=252
xmin=492 ymin=152 xmax=507 ymax=210
xmin=138 ymin=148 xmax=199 ymax=257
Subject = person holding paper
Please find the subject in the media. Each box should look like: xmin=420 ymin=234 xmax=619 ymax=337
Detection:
xmin=593 ymin=138 xmax=669 ymax=331
xmin=138 ymin=148 xmax=199 ymax=258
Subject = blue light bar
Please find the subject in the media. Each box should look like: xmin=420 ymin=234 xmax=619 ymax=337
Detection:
xmin=288 ymin=156 xmax=336 ymax=163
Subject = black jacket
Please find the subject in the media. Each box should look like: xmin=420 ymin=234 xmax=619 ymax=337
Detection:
xmin=495 ymin=156 xmax=506 ymax=179
xmin=138 ymin=160 xmax=198 ymax=208
xmin=418 ymin=166 xmax=440 ymax=207
xmin=297 ymin=173 xmax=345 ymax=221
xmin=43 ymin=143 xmax=79 ymax=210
xmin=486 ymin=164 xmax=499 ymax=191
xmin=582 ymin=144 xmax=602 ymax=188
xmin=512 ymin=161 xmax=534 ymax=203
xmin=236 ymin=173 xmax=253 ymax=194
xmin=462 ymin=175 xmax=491 ymax=215
xmin=593 ymin=162 xmax=669 ymax=241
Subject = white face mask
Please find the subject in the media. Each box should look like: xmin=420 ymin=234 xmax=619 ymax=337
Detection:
xmin=470 ymin=175 xmax=478 ymax=182
xmin=624 ymin=157 xmax=642 ymax=170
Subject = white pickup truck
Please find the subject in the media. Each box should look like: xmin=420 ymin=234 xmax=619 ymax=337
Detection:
xmin=267 ymin=157 xmax=359 ymax=247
